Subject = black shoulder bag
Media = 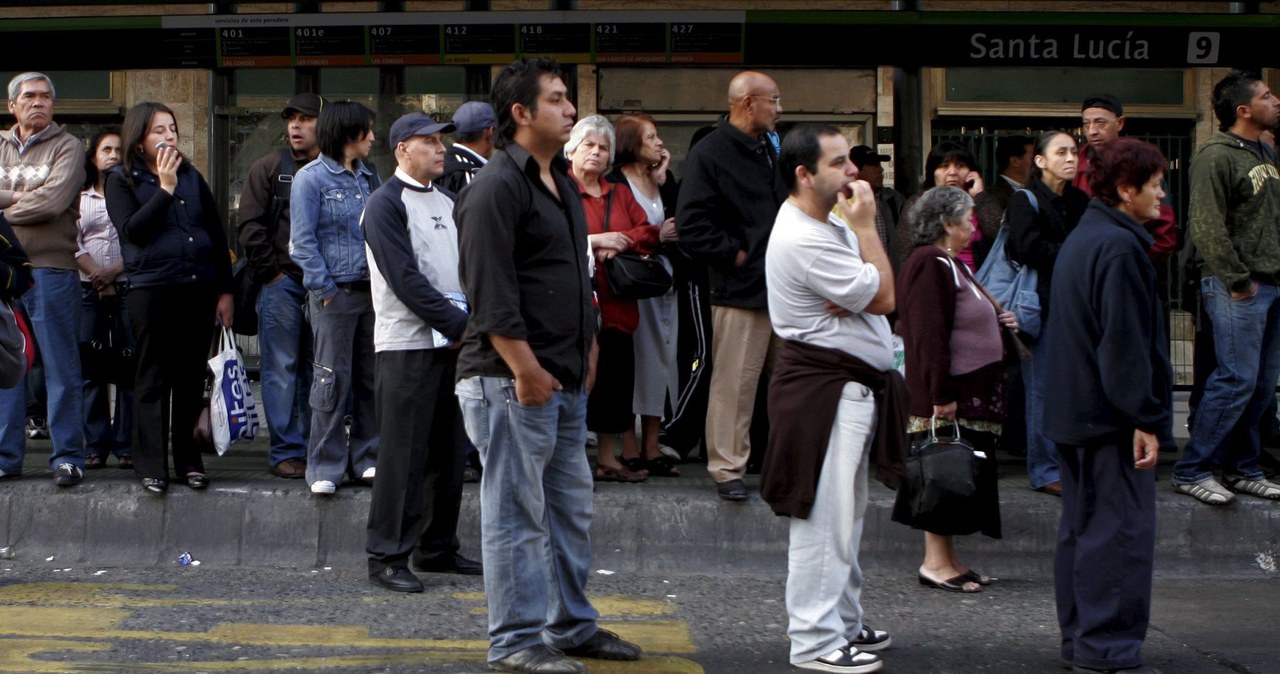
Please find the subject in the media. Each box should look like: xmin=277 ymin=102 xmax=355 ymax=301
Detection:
xmin=600 ymin=189 xmax=673 ymax=300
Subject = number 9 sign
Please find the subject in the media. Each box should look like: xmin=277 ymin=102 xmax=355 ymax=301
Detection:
xmin=1187 ymin=32 xmax=1219 ymax=64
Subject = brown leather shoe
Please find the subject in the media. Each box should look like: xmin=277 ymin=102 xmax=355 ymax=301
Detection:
xmin=271 ymin=458 xmax=306 ymax=479
xmin=1036 ymin=481 xmax=1063 ymax=497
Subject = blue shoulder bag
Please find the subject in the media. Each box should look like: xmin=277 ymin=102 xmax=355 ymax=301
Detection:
xmin=975 ymin=189 xmax=1041 ymax=338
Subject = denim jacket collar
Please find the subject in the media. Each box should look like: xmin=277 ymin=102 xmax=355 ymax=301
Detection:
xmin=317 ymin=152 xmax=374 ymax=179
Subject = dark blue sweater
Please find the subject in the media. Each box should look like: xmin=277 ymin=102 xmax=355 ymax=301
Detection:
xmin=1043 ymin=199 xmax=1172 ymax=445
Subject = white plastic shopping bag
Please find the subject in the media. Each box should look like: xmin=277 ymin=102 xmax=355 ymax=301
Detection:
xmin=208 ymin=326 xmax=259 ymax=455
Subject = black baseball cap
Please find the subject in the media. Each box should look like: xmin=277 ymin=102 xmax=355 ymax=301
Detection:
xmin=389 ymin=112 xmax=455 ymax=148
xmin=849 ymin=145 xmax=891 ymax=168
xmin=282 ymin=93 xmax=325 ymax=119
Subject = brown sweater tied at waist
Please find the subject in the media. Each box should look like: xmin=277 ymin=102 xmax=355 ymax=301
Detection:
xmin=761 ymin=339 xmax=908 ymax=519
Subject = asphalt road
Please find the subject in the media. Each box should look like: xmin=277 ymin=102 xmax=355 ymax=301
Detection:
xmin=0 ymin=562 xmax=1274 ymax=673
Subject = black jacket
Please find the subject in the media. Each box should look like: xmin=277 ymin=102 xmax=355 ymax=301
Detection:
xmin=0 ymin=213 xmax=32 ymax=301
xmin=105 ymin=164 xmax=232 ymax=292
xmin=1043 ymin=200 xmax=1172 ymax=446
xmin=434 ymin=144 xmax=486 ymax=197
xmin=675 ymin=119 xmax=786 ymax=309
xmin=1005 ymin=177 xmax=1089 ymax=321
xmin=237 ymin=149 xmax=310 ymax=284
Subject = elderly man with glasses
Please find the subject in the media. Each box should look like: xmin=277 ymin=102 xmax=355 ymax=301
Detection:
xmin=676 ymin=70 xmax=788 ymax=502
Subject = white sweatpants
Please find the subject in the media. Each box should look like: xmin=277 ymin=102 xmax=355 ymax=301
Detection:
xmin=786 ymin=382 xmax=876 ymax=664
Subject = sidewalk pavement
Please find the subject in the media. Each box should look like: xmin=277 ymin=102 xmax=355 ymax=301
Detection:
xmin=1 ymin=393 xmax=1277 ymax=577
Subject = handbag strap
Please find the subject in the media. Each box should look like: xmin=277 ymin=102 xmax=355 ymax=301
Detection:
xmin=601 ymin=188 xmax=615 ymax=233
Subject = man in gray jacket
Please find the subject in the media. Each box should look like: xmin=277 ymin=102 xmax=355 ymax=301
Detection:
xmin=0 ymin=72 xmax=86 ymax=487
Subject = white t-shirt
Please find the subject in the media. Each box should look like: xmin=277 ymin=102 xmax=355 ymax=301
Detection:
xmin=765 ymin=200 xmax=894 ymax=371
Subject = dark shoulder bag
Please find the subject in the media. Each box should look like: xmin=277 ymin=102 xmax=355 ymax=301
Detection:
xmin=601 ymin=190 xmax=673 ymax=300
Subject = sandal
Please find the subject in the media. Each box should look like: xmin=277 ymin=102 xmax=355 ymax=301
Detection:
xmin=117 ymin=456 xmax=133 ymax=470
xmin=84 ymin=455 xmax=105 ymax=470
xmin=962 ymin=569 xmax=995 ymax=586
xmin=918 ymin=572 xmax=981 ymax=593
xmin=594 ymin=465 xmax=648 ymax=483
xmin=642 ymin=455 xmax=680 ymax=477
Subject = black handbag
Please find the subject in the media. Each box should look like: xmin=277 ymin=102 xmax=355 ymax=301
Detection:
xmin=600 ymin=190 xmax=672 ymax=300
xmin=903 ymin=418 xmax=981 ymax=525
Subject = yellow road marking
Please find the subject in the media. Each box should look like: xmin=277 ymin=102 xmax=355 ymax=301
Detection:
xmin=0 ymin=583 xmax=704 ymax=673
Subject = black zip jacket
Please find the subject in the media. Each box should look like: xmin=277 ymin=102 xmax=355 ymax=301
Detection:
xmin=675 ymin=119 xmax=785 ymax=309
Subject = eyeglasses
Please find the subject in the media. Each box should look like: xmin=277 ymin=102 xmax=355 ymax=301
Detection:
xmin=745 ymin=94 xmax=782 ymax=106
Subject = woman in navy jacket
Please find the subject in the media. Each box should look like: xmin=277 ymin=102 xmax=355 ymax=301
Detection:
xmin=105 ymin=101 xmax=233 ymax=495
xmin=1043 ymin=138 xmax=1171 ymax=674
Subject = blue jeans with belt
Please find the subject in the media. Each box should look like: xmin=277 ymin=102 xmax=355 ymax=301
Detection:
xmin=455 ymin=375 xmax=600 ymax=662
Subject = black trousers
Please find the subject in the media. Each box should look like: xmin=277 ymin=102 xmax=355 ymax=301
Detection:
xmin=366 ymin=348 xmax=466 ymax=573
xmin=1054 ymin=436 xmax=1156 ymax=671
xmin=126 ymin=283 xmax=217 ymax=481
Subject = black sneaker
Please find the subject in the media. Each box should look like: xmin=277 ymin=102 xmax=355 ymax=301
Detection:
xmin=794 ymin=646 xmax=882 ymax=673
xmin=53 ymin=463 xmax=83 ymax=487
xmin=847 ymin=625 xmax=892 ymax=652
xmin=26 ymin=417 xmax=49 ymax=440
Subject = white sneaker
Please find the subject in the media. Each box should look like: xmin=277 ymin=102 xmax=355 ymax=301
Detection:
xmin=310 ymin=480 xmax=336 ymax=495
xmin=361 ymin=466 xmax=376 ymax=480
xmin=1224 ymin=475 xmax=1280 ymax=500
xmin=1173 ymin=477 xmax=1234 ymax=505
xmin=794 ymin=646 xmax=882 ymax=673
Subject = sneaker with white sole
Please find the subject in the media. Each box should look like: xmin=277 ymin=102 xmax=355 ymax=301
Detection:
xmin=310 ymin=480 xmax=336 ymax=495
xmin=361 ymin=466 xmax=376 ymax=480
xmin=1224 ymin=474 xmax=1280 ymax=500
xmin=847 ymin=625 xmax=892 ymax=652
xmin=1173 ymin=477 xmax=1234 ymax=505
xmin=794 ymin=646 xmax=882 ymax=673
xmin=53 ymin=463 xmax=83 ymax=487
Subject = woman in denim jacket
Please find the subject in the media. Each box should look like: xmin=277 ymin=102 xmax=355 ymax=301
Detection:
xmin=288 ymin=101 xmax=381 ymax=495
xmin=105 ymin=101 xmax=233 ymax=495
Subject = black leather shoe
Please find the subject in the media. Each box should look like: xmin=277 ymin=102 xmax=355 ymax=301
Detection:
xmin=413 ymin=553 xmax=483 ymax=576
xmin=716 ymin=478 xmax=747 ymax=502
xmin=489 ymin=645 xmax=584 ymax=674
xmin=183 ymin=473 xmax=209 ymax=490
xmin=561 ymin=628 xmax=642 ymax=661
xmin=369 ymin=567 xmax=423 ymax=593
xmin=141 ymin=478 xmax=168 ymax=495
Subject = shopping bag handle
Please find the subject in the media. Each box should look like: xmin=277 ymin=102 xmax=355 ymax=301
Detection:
xmin=928 ymin=415 xmax=962 ymax=442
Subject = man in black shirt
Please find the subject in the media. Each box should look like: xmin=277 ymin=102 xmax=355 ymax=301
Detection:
xmin=454 ymin=58 xmax=642 ymax=674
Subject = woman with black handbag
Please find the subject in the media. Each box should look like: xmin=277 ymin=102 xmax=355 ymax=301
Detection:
xmin=893 ymin=186 xmax=1018 ymax=593
xmin=77 ymin=126 xmax=133 ymax=471
xmin=567 ymin=115 xmax=660 ymax=483
xmin=105 ymin=102 xmax=234 ymax=494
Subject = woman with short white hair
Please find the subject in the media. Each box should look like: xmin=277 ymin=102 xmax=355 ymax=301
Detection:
xmin=566 ymin=115 xmax=660 ymax=483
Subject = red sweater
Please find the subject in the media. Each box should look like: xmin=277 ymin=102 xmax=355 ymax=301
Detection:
xmin=573 ymin=175 xmax=659 ymax=332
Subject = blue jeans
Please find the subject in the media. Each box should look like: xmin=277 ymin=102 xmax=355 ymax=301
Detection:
xmin=1022 ymin=332 xmax=1059 ymax=489
xmin=80 ymin=284 xmax=132 ymax=459
xmin=455 ymin=376 xmax=599 ymax=662
xmin=0 ymin=268 xmax=84 ymax=473
xmin=1174 ymin=277 xmax=1280 ymax=484
xmin=257 ymin=275 xmax=312 ymax=466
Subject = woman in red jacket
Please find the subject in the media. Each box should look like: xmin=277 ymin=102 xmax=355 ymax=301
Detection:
xmin=567 ymin=115 xmax=660 ymax=483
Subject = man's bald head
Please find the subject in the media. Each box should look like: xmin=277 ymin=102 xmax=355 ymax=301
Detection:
xmin=727 ymin=71 xmax=781 ymax=138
